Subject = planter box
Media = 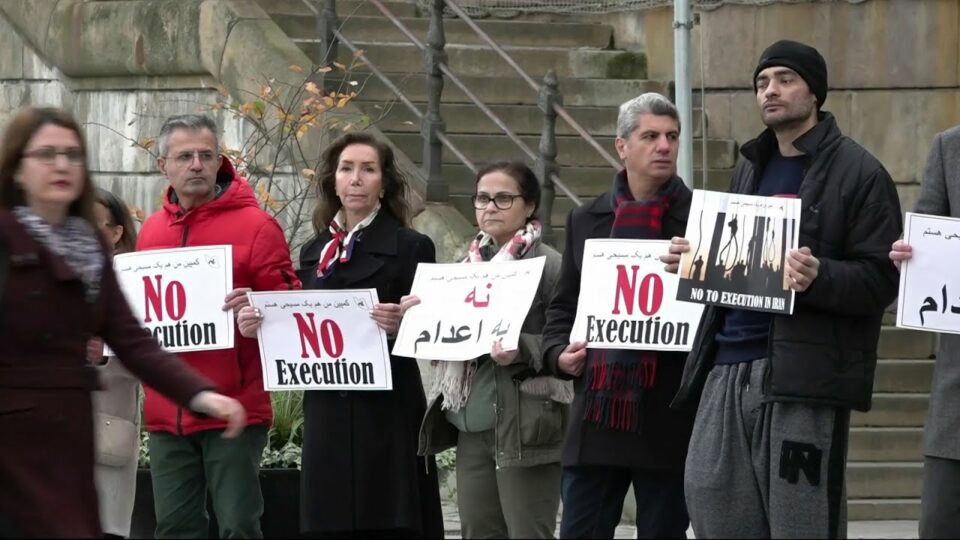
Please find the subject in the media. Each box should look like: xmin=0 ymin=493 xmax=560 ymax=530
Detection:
xmin=130 ymin=468 xmax=300 ymax=539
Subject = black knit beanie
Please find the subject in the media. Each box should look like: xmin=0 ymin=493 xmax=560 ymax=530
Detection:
xmin=753 ymin=40 xmax=828 ymax=109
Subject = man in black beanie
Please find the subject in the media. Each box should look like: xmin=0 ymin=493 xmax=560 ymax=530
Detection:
xmin=663 ymin=40 xmax=903 ymax=537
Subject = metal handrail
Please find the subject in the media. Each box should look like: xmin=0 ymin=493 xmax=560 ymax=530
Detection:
xmin=366 ymin=0 xmax=581 ymax=205
xmin=442 ymin=0 xmax=623 ymax=172
xmin=367 ymin=1 xmax=538 ymax=164
xmin=330 ymin=26 xmax=478 ymax=174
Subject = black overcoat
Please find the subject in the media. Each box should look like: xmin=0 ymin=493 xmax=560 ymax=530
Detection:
xmin=298 ymin=211 xmax=444 ymax=537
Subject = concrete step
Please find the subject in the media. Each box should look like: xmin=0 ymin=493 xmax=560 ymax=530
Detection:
xmin=393 ymin=133 xmax=737 ymax=169
xmin=258 ymin=0 xmax=419 ymax=18
xmin=847 ymin=462 xmax=922 ymax=499
xmin=878 ymin=327 xmax=937 ymax=360
xmin=331 ymin=73 xmax=669 ymax=107
xmin=847 ymin=499 xmax=920 ymax=521
xmin=359 ymin=101 xmax=705 ymax=137
xmin=276 ymin=14 xmax=614 ymax=48
xmin=299 ymin=41 xmax=648 ymax=79
xmin=852 ymin=393 xmax=929 ymax=428
xmin=873 ymin=359 xmax=933 ymax=393
xmin=849 ymin=427 xmax=923 ymax=462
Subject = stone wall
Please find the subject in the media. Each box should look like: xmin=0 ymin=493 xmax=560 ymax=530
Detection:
xmin=603 ymin=0 xmax=960 ymax=211
xmin=0 ymin=0 xmax=474 ymax=261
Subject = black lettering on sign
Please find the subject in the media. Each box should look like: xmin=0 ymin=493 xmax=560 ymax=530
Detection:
xmin=779 ymin=440 xmax=822 ymax=486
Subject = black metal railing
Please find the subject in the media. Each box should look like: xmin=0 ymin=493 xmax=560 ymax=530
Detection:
xmin=303 ymin=0 xmax=624 ymax=243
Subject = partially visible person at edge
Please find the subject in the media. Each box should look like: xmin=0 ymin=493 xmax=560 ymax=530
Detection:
xmin=237 ymin=132 xmax=443 ymax=538
xmin=417 ymin=161 xmax=569 ymax=539
xmin=890 ymin=125 xmax=960 ymax=539
xmin=662 ymin=40 xmax=902 ymax=538
xmin=137 ymin=114 xmax=301 ymax=539
xmin=88 ymin=187 xmax=142 ymax=539
xmin=541 ymin=92 xmax=696 ymax=539
xmin=0 ymin=106 xmax=245 ymax=539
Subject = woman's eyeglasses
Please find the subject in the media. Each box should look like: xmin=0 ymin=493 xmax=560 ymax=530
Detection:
xmin=22 ymin=147 xmax=85 ymax=167
xmin=472 ymin=193 xmax=522 ymax=210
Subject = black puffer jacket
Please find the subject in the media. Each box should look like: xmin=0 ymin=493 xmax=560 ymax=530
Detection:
xmin=672 ymin=112 xmax=902 ymax=412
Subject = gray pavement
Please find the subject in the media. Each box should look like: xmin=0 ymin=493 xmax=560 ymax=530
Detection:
xmin=441 ymin=498 xmax=920 ymax=539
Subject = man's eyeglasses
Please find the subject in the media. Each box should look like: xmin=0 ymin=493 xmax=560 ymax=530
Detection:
xmin=22 ymin=147 xmax=85 ymax=167
xmin=472 ymin=193 xmax=523 ymax=210
xmin=166 ymin=150 xmax=218 ymax=165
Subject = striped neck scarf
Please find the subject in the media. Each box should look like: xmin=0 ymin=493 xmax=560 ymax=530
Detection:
xmin=315 ymin=204 xmax=380 ymax=279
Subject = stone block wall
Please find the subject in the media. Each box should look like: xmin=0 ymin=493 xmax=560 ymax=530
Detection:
xmin=603 ymin=0 xmax=960 ymax=208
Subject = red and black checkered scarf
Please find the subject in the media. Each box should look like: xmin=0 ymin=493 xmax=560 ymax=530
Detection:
xmin=582 ymin=170 xmax=682 ymax=432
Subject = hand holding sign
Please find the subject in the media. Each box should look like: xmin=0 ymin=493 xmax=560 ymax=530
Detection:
xmin=490 ymin=339 xmax=518 ymax=366
xmin=660 ymin=237 xmax=690 ymax=274
xmin=237 ymin=306 xmax=263 ymax=338
xmin=889 ymin=239 xmax=912 ymax=270
xmin=785 ymin=247 xmax=819 ymax=292
xmin=558 ymin=340 xmax=587 ymax=376
xmin=223 ymin=288 xmax=253 ymax=314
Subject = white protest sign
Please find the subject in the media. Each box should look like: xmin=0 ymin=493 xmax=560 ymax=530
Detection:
xmin=677 ymin=190 xmax=801 ymax=314
xmin=570 ymin=239 xmax=704 ymax=351
xmin=248 ymin=289 xmax=392 ymax=391
xmin=897 ymin=212 xmax=960 ymax=335
xmin=393 ymin=257 xmax=547 ymax=361
xmin=113 ymin=245 xmax=234 ymax=353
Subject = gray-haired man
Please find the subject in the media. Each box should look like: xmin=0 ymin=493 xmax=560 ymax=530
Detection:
xmin=139 ymin=114 xmax=300 ymax=538
xmin=542 ymin=92 xmax=696 ymax=538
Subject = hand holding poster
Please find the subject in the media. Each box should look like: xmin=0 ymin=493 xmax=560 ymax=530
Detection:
xmin=113 ymin=245 xmax=234 ymax=353
xmin=677 ymin=190 xmax=801 ymax=315
xmin=392 ymin=257 xmax=546 ymax=361
xmin=570 ymin=239 xmax=703 ymax=351
xmin=247 ymin=289 xmax=392 ymax=391
xmin=896 ymin=212 xmax=960 ymax=334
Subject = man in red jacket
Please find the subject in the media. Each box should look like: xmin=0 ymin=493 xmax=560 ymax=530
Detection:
xmin=139 ymin=114 xmax=300 ymax=538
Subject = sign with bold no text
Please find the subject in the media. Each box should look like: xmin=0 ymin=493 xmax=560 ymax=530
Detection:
xmin=897 ymin=212 xmax=960 ymax=335
xmin=247 ymin=289 xmax=392 ymax=391
xmin=114 ymin=245 xmax=234 ymax=353
xmin=570 ymin=239 xmax=704 ymax=351
xmin=392 ymin=257 xmax=546 ymax=361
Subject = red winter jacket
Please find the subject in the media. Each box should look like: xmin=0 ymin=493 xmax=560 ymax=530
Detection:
xmin=137 ymin=158 xmax=301 ymax=435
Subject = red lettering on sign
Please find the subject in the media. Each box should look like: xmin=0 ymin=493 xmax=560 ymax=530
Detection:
xmin=143 ymin=275 xmax=187 ymax=323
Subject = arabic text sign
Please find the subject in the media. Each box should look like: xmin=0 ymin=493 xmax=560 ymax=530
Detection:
xmin=677 ymin=190 xmax=801 ymax=315
xmin=248 ymin=289 xmax=392 ymax=391
xmin=570 ymin=239 xmax=704 ymax=351
xmin=114 ymin=245 xmax=234 ymax=353
xmin=897 ymin=212 xmax=960 ymax=335
xmin=392 ymin=257 xmax=547 ymax=361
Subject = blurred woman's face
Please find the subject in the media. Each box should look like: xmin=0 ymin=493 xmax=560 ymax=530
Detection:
xmin=17 ymin=125 xmax=85 ymax=214
xmin=474 ymin=170 xmax=533 ymax=246
xmin=334 ymin=143 xmax=383 ymax=224
xmin=93 ymin=202 xmax=123 ymax=250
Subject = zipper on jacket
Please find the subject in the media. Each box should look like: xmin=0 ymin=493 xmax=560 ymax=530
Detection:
xmin=176 ymin=223 xmax=190 ymax=435
xmin=494 ymin=401 xmax=502 ymax=470
xmin=514 ymin=381 xmax=523 ymax=462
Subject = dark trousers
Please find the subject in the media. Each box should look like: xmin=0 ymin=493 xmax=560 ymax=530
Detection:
xmin=149 ymin=425 xmax=268 ymax=539
xmin=559 ymin=465 xmax=688 ymax=539
xmin=921 ymin=455 xmax=960 ymax=538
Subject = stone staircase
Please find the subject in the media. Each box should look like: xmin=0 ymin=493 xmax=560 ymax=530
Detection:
xmin=847 ymin=326 xmax=935 ymax=520
xmin=259 ymin=0 xmax=933 ymax=522
xmin=260 ymin=0 xmax=736 ymax=247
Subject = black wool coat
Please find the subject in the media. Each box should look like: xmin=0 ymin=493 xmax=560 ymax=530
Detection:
xmin=542 ymin=179 xmax=698 ymax=471
xmin=297 ymin=211 xmax=444 ymax=537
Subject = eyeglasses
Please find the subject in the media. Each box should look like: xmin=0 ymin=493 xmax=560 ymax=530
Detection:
xmin=472 ymin=193 xmax=522 ymax=210
xmin=22 ymin=147 xmax=85 ymax=167
xmin=165 ymin=150 xmax=218 ymax=166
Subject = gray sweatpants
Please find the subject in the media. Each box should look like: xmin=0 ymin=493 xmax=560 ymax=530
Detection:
xmin=684 ymin=358 xmax=850 ymax=539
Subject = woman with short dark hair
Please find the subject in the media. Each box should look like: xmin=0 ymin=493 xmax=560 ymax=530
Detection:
xmin=418 ymin=161 xmax=568 ymax=539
